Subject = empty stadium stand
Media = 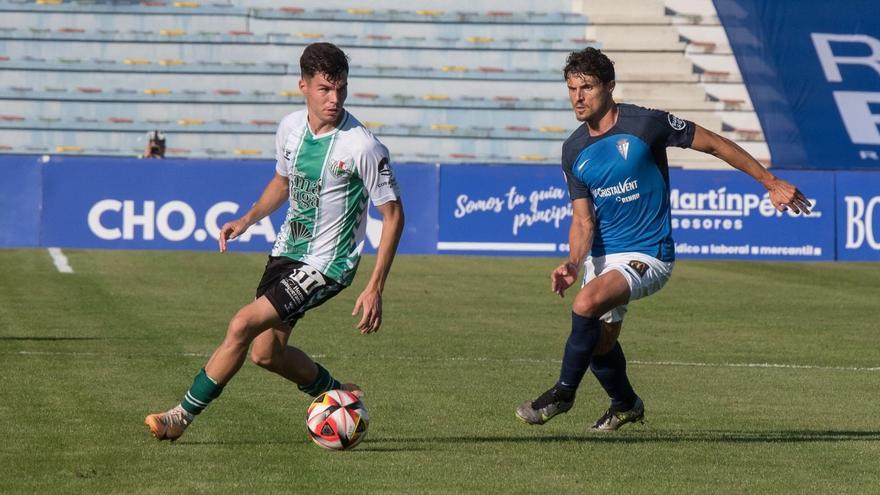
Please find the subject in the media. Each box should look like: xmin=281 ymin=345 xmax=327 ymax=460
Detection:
xmin=0 ymin=0 xmax=770 ymax=166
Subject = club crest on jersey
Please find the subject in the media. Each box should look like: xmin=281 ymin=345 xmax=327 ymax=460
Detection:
xmin=616 ymin=138 xmax=630 ymax=160
xmin=668 ymin=113 xmax=687 ymax=131
xmin=330 ymin=157 xmax=354 ymax=178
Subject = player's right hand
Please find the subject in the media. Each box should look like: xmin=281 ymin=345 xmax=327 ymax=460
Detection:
xmin=218 ymin=218 xmax=248 ymax=253
xmin=551 ymin=261 xmax=579 ymax=298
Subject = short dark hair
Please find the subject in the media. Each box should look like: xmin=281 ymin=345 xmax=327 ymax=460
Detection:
xmin=300 ymin=42 xmax=349 ymax=82
xmin=563 ymin=47 xmax=615 ymax=83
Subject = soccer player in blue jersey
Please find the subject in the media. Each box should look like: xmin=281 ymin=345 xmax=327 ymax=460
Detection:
xmin=515 ymin=47 xmax=812 ymax=431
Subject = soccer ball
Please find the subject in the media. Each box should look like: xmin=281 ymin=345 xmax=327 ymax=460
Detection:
xmin=306 ymin=389 xmax=369 ymax=450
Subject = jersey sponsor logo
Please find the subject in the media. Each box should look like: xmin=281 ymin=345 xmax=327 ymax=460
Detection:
xmin=378 ymin=157 xmax=392 ymax=176
xmin=330 ymin=158 xmax=354 ymax=178
xmin=627 ymin=260 xmax=649 ymax=277
xmin=668 ymin=113 xmax=687 ymax=131
xmin=290 ymin=173 xmax=321 ymax=209
xmin=289 ymin=220 xmax=313 ymax=242
xmin=591 ymin=177 xmax=639 ymax=199
xmin=616 ymin=138 xmax=630 ymax=160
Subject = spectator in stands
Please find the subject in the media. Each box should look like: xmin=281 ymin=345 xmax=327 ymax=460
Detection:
xmin=145 ymin=42 xmax=405 ymax=441
xmin=516 ymin=47 xmax=812 ymax=431
xmin=142 ymin=130 xmax=165 ymax=159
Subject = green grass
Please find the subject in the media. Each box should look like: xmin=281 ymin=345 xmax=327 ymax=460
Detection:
xmin=1 ymin=249 xmax=879 ymax=494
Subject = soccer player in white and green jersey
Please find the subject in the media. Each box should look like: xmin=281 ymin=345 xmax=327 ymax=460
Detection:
xmin=145 ymin=43 xmax=404 ymax=441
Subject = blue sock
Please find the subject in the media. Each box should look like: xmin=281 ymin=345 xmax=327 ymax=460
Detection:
xmin=590 ymin=342 xmax=637 ymax=412
xmin=558 ymin=312 xmax=601 ymax=392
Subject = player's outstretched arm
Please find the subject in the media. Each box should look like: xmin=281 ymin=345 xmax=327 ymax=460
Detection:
xmin=219 ymin=173 xmax=290 ymax=252
xmin=689 ymin=125 xmax=812 ymax=215
xmin=352 ymin=199 xmax=404 ymax=334
xmin=552 ymin=198 xmax=594 ymax=297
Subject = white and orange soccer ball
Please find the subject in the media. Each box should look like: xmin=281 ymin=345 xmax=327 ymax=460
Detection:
xmin=306 ymin=389 xmax=369 ymax=450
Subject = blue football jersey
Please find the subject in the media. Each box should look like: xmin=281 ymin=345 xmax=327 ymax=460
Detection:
xmin=561 ymin=104 xmax=695 ymax=262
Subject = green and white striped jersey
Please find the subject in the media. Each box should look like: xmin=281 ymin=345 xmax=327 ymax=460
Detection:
xmin=272 ymin=109 xmax=399 ymax=286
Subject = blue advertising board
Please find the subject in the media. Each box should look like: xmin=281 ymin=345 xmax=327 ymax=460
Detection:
xmin=0 ymin=155 xmax=41 ymax=248
xmin=435 ymin=164 xmax=834 ymax=261
xmin=438 ymin=164 xmax=571 ymax=256
xmin=716 ymin=0 xmax=880 ymax=169
xmin=0 ymin=155 xmax=871 ymax=261
xmin=669 ymin=169 xmax=834 ymax=260
xmin=836 ymin=171 xmax=880 ymax=261
xmin=41 ymin=156 xmax=285 ymax=251
xmin=39 ymin=157 xmax=437 ymax=255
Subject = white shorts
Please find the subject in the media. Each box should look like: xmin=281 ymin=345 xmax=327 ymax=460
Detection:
xmin=581 ymin=252 xmax=674 ymax=323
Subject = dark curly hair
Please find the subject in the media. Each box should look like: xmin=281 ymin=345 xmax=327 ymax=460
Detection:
xmin=300 ymin=42 xmax=349 ymax=83
xmin=563 ymin=47 xmax=615 ymax=83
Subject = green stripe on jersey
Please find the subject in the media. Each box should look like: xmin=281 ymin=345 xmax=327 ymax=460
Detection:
xmin=286 ymin=130 xmax=335 ymax=256
xmin=325 ymin=176 xmax=367 ymax=284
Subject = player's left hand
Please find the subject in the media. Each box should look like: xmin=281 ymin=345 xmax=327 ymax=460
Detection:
xmin=352 ymin=289 xmax=382 ymax=334
xmin=766 ymin=178 xmax=812 ymax=215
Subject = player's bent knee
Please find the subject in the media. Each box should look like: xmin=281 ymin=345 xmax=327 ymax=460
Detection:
xmin=249 ymin=348 xmax=277 ymax=370
xmin=572 ymin=298 xmax=601 ymax=318
xmin=225 ymin=314 xmax=259 ymax=347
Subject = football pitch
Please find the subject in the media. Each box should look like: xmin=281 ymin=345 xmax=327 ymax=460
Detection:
xmin=1 ymin=249 xmax=878 ymax=494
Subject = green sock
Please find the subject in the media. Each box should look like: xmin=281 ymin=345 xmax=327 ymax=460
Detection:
xmin=180 ymin=368 xmax=224 ymax=415
xmin=298 ymin=363 xmax=341 ymax=397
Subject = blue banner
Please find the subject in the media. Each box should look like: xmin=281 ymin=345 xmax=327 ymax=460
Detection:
xmin=670 ymin=169 xmax=834 ymax=260
xmin=716 ymin=0 xmax=880 ymax=169
xmin=438 ymin=164 xmax=571 ymax=256
xmin=41 ymin=157 xmax=284 ymax=251
xmin=364 ymin=163 xmax=439 ymax=255
xmin=39 ymin=157 xmax=434 ymax=254
xmin=836 ymin=171 xmax=880 ymax=261
xmin=0 ymin=155 xmax=871 ymax=261
xmin=0 ymin=155 xmax=41 ymax=248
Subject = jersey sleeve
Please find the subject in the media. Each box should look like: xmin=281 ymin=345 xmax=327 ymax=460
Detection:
xmin=561 ymin=139 xmax=591 ymax=201
xmin=562 ymin=166 xmax=591 ymax=201
xmin=274 ymin=118 xmax=290 ymax=177
xmin=655 ymin=110 xmax=696 ymax=148
xmin=356 ymin=141 xmax=400 ymax=206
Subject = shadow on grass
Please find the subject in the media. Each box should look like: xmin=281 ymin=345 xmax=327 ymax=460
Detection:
xmin=167 ymin=440 xmax=427 ymax=452
xmin=371 ymin=429 xmax=880 ymax=445
xmin=0 ymin=336 xmax=104 ymax=341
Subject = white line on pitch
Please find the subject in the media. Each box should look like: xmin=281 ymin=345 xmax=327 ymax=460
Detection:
xmin=47 ymin=247 xmax=73 ymax=273
xmin=7 ymin=351 xmax=879 ymax=372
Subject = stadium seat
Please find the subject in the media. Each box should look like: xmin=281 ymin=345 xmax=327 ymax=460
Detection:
xmin=144 ymin=88 xmax=172 ymax=95
xmin=297 ymin=32 xmax=323 ymax=39
xmin=250 ymin=119 xmax=276 ymax=126
xmin=233 ymin=148 xmax=261 ymax=156
xmin=363 ymin=121 xmax=384 ymax=129
xmin=539 ymin=126 xmax=567 ymax=133
xmin=177 ymin=118 xmax=205 ymax=125
xmin=173 ymin=1 xmax=199 ymax=8
xmin=160 ymin=29 xmax=186 ymax=37
xmin=77 ymin=87 xmax=102 ymax=93
xmin=158 ymin=59 xmax=185 ymax=66
xmin=423 ymin=94 xmax=450 ymax=101
xmin=279 ymin=90 xmax=302 ymax=97
xmin=431 ymin=124 xmax=458 ymax=132
xmin=108 ymin=117 xmax=134 ymax=124
xmin=215 ymin=89 xmax=241 ymax=95
xmin=124 ymin=58 xmax=151 ymax=65
xmin=519 ymin=154 xmax=546 ymax=161
xmin=55 ymin=146 xmax=84 ymax=153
